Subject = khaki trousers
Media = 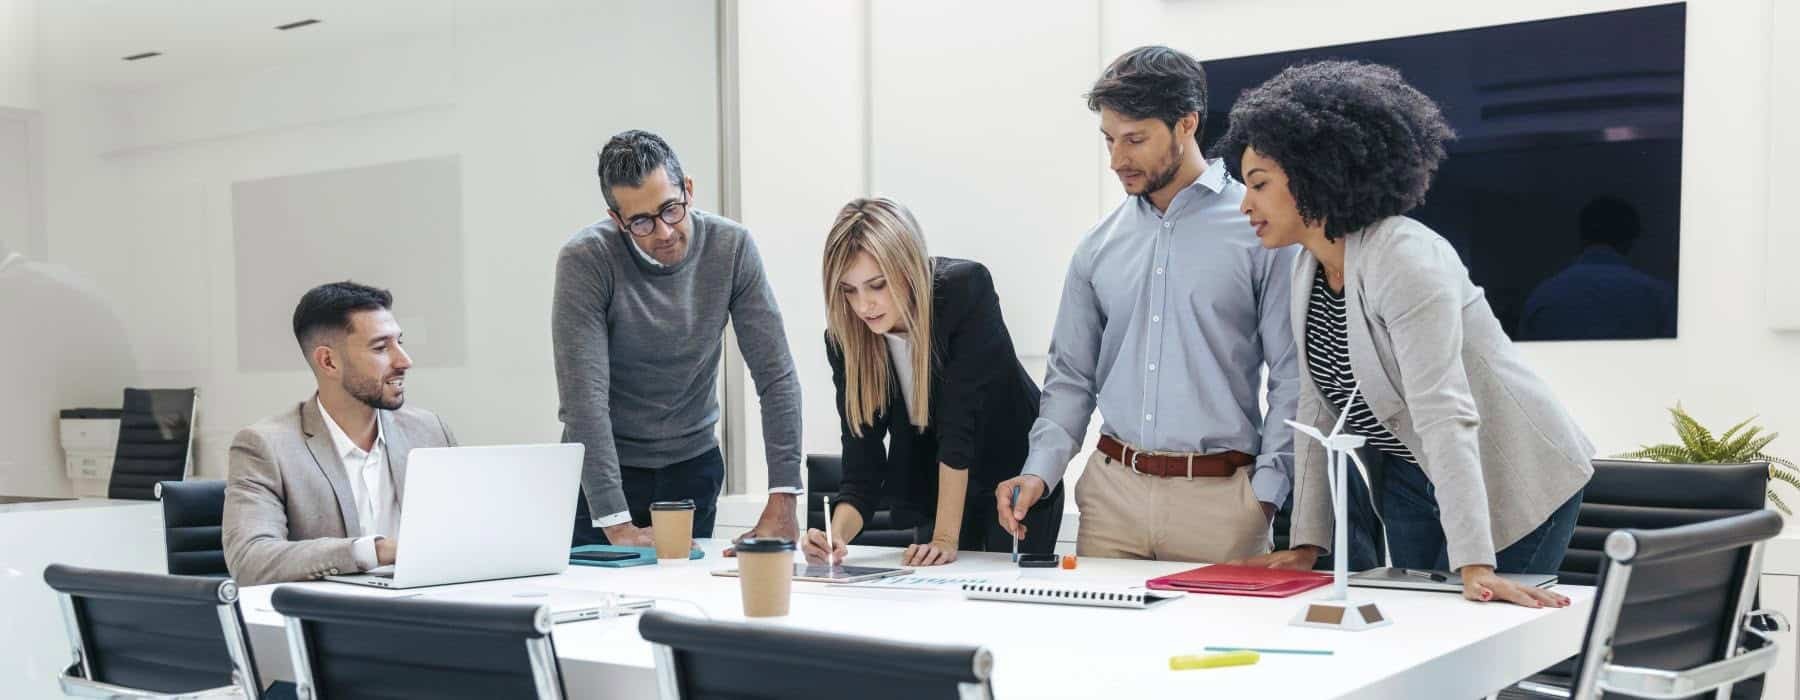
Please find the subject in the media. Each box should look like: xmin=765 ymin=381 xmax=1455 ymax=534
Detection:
xmin=1073 ymin=450 xmax=1271 ymax=562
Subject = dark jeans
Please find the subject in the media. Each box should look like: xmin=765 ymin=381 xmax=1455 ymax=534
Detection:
xmin=1371 ymin=448 xmax=1583 ymax=574
xmin=570 ymin=447 xmax=725 ymax=547
xmin=913 ymin=480 xmax=1065 ymax=555
xmin=1330 ymin=456 xmax=1385 ymax=573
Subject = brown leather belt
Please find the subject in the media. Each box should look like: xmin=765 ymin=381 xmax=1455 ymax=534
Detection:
xmin=1097 ymin=435 xmax=1253 ymax=479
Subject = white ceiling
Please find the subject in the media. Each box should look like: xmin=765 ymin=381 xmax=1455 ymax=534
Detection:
xmin=35 ymin=0 xmax=588 ymax=90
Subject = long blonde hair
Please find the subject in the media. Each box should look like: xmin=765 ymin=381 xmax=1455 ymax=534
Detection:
xmin=822 ymin=198 xmax=935 ymax=435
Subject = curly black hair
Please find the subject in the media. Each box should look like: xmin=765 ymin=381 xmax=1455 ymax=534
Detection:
xmin=1216 ymin=60 xmax=1454 ymax=241
xmin=1087 ymin=45 xmax=1208 ymax=143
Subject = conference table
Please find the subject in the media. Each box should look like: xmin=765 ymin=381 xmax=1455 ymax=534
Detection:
xmin=236 ymin=540 xmax=1593 ymax=699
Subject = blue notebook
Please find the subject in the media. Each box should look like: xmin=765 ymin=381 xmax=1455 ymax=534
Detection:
xmin=569 ymin=544 xmax=703 ymax=568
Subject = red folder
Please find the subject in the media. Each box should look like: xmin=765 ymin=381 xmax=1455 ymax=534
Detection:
xmin=1146 ymin=564 xmax=1332 ymax=598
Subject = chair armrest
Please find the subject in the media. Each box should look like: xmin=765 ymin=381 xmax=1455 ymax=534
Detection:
xmin=1745 ymin=608 xmax=1792 ymax=645
xmin=1512 ymin=679 xmax=1572 ymax=698
xmin=1598 ymin=643 xmax=1780 ymax=699
xmin=59 ymin=662 xmax=246 ymax=699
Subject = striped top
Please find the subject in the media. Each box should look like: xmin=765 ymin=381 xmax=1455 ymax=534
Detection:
xmin=1304 ymin=266 xmax=1417 ymax=463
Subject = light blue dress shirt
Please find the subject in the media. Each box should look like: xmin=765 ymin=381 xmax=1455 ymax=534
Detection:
xmin=1023 ymin=160 xmax=1300 ymax=507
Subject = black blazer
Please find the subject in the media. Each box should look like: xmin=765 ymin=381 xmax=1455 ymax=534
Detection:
xmin=827 ymin=258 xmax=1041 ymax=524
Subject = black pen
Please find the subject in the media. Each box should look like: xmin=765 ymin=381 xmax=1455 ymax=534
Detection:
xmin=1403 ymin=568 xmax=1448 ymax=583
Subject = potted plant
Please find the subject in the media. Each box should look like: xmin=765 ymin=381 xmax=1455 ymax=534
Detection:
xmin=1617 ymin=405 xmax=1800 ymax=514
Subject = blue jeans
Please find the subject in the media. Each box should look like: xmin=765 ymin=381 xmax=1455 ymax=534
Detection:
xmin=1312 ymin=453 xmax=1385 ymax=573
xmin=570 ymin=447 xmax=726 ymax=547
xmin=1371 ymin=448 xmax=1582 ymax=574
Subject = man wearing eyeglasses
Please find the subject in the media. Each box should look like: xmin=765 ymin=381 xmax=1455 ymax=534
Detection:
xmin=553 ymin=130 xmax=803 ymax=552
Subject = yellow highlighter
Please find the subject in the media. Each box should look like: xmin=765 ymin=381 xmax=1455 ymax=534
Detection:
xmin=1169 ymin=650 xmax=1261 ymax=671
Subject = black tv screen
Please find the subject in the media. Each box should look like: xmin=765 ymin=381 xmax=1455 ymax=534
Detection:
xmin=1201 ymin=3 xmax=1684 ymax=341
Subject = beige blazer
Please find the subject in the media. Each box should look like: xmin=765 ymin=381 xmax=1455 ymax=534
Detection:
xmin=1288 ymin=216 xmax=1593 ymax=570
xmin=221 ymin=398 xmax=456 ymax=586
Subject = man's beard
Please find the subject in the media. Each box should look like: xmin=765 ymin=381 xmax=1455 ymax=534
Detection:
xmin=345 ymin=372 xmax=404 ymax=411
xmin=1140 ymin=140 xmax=1185 ymax=197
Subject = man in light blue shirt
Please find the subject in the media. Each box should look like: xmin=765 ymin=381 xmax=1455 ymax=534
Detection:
xmin=996 ymin=46 xmax=1299 ymax=562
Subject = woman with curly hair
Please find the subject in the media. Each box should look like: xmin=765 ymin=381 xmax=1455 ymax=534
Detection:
xmin=1219 ymin=61 xmax=1593 ymax=608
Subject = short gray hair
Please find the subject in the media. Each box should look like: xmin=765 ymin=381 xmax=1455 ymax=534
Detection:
xmin=596 ymin=130 xmax=685 ymax=212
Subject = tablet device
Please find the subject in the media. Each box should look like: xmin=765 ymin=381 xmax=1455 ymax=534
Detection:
xmin=711 ymin=564 xmax=914 ymax=583
xmin=571 ymin=551 xmax=641 ymax=563
xmin=1348 ymin=567 xmax=1557 ymax=593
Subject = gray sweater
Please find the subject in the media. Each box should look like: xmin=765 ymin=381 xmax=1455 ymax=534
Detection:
xmin=552 ymin=210 xmax=802 ymax=518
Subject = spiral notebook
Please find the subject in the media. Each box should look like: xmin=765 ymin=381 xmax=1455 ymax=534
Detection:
xmin=960 ymin=582 xmax=1184 ymax=609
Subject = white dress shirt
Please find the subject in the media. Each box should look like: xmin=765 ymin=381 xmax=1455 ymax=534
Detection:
xmin=317 ymin=399 xmax=398 ymax=570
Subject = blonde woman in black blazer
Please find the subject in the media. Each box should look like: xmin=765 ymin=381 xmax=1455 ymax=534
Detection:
xmin=806 ymin=198 xmax=1063 ymax=567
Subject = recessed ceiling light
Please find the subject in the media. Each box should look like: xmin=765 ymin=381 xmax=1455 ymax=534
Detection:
xmin=122 ymin=51 xmax=162 ymax=61
xmin=276 ymin=19 xmax=322 ymax=31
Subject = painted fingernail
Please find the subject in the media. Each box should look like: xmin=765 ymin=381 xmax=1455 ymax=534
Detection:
xmin=1481 ymin=591 xmax=1492 ymax=601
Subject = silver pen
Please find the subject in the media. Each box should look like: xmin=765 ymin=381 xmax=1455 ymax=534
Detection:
xmin=1010 ymin=485 xmax=1021 ymax=563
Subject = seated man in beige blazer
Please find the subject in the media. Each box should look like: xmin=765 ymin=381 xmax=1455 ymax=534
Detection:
xmin=223 ymin=281 xmax=457 ymax=587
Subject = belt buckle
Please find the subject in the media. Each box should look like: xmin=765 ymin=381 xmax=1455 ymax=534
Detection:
xmin=1128 ymin=448 xmax=1187 ymax=479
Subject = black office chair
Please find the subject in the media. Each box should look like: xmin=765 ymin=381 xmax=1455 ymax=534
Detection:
xmin=805 ymin=454 xmax=917 ymax=547
xmin=1560 ymin=460 xmax=1770 ymax=586
xmin=270 ymin=586 xmax=568 ymax=699
xmin=638 ymin=609 xmax=994 ymax=699
xmin=107 ymin=388 xmax=198 ymax=500
xmin=42 ymin=563 xmax=268 ymax=698
xmin=1514 ymin=509 xmax=1789 ymax=699
xmin=1503 ymin=460 xmax=1773 ymax=699
xmin=157 ymin=479 xmax=229 ymax=577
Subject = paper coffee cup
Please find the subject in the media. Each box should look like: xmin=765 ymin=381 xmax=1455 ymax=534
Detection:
xmin=733 ymin=537 xmax=795 ymax=618
xmin=649 ymin=500 xmax=696 ymax=561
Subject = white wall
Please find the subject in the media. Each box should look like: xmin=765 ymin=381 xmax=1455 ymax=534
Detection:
xmin=0 ymin=0 xmax=42 ymax=260
xmin=30 ymin=1 xmax=721 ymax=481
xmin=732 ymin=0 xmax=869 ymax=492
xmin=0 ymin=0 xmax=36 ymax=111
xmin=867 ymin=1 xmax=1102 ymax=356
xmin=735 ymin=0 xmax=1800 ymax=509
xmin=1769 ymin=0 xmax=1800 ymax=330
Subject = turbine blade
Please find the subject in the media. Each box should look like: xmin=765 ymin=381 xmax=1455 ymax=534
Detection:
xmin=1284 ymin=419 xmax=1327 ymax=443
xmin=1330 ymin=381 xmax=1361 ymax=437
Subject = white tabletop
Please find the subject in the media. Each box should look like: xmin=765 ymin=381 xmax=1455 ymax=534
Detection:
xmin=0 ymin=496 xmax=145 ymax=516
xmin=2 ymin=498 xmax=165 ymax=698
xmin=237 ymin=540 xmax=1592 ymax=699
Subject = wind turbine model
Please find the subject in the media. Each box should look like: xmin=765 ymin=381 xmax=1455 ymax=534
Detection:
xmin=1284 ymin=382 xmax=1391 ymax=631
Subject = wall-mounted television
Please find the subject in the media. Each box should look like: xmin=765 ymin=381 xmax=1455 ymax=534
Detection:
xmin=1202 ymin=3 xmax=1685 ymax=341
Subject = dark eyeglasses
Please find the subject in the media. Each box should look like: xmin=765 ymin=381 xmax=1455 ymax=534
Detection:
xmin=619 ymin=198 xmax=689 ymax=238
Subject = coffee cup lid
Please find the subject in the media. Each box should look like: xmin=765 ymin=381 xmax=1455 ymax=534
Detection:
xmin=733 ymin=537 xmax=795 ymax=553
xmin=650 ymin=499 xmax=696 ymax=511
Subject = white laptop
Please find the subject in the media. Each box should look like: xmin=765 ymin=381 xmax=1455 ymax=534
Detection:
xmin=326 ymin=443 xmax=583 ymax=590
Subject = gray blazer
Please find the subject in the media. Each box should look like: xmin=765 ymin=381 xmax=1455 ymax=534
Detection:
xmin=1288 ymin=216 xmax=1593 ymax=570
xmin=221 ymin=398 xmax=457 ymax=586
